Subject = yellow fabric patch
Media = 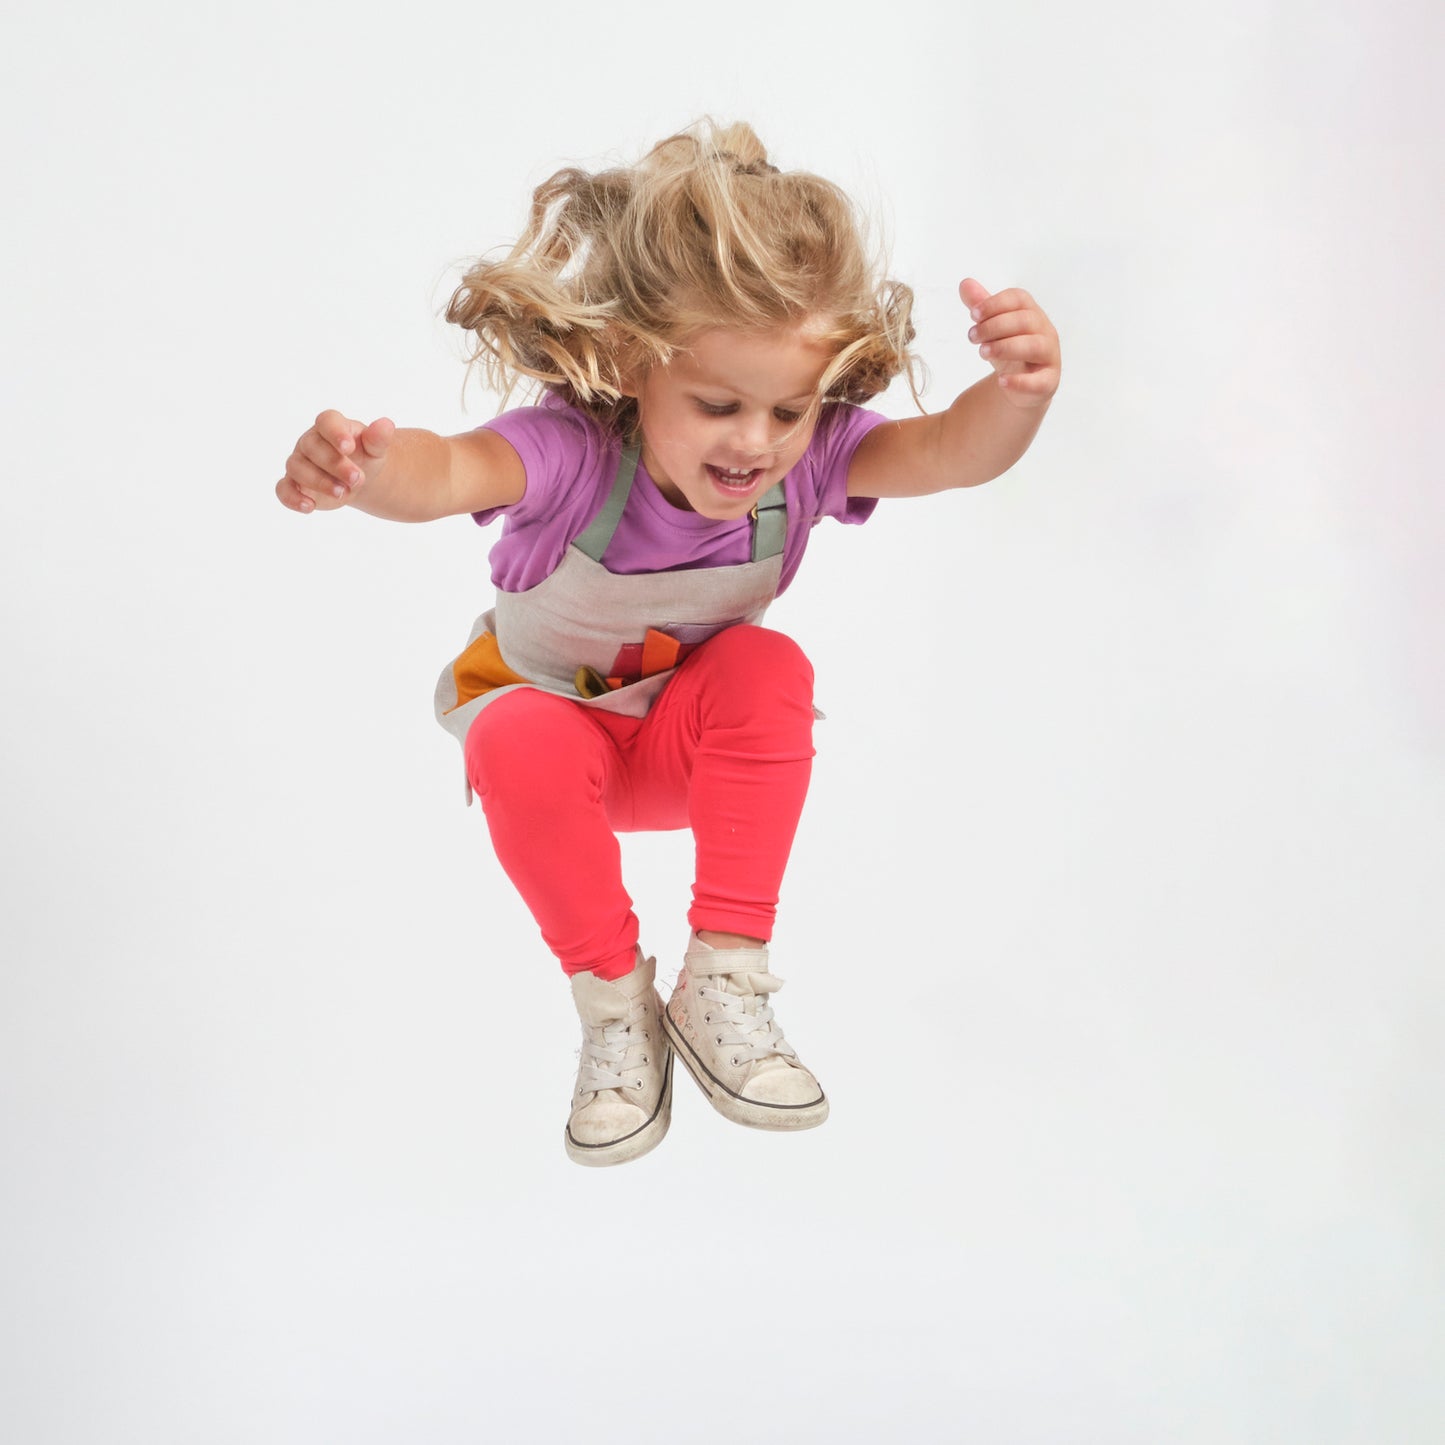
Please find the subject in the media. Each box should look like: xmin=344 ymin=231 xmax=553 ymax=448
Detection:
xmin=574 ymin=665 xmax=614 ymax=699
xmin=447 ymin=632 xmax=528 ymax=713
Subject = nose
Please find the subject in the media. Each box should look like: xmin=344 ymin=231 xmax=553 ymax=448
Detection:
xmin=733 ymin=410 xmax=779 ymax=460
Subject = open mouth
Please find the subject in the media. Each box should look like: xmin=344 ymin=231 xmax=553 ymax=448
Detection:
xmin=706 ymin=464 xmax=763 ymax=495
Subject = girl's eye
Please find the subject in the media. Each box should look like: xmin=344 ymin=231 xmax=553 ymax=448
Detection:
xmin=696 ymin=400 xmax=804 ymax=423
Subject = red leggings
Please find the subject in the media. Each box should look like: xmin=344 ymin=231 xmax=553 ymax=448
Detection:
xmin=464 ymin=625 xmax=815 ymax=981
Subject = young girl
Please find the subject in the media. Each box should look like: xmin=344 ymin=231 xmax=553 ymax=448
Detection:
xmin=277 ymin=122 xmax=1060 ymax=1167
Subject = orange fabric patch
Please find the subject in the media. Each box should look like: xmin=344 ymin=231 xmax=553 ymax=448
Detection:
xmin=640 ymin=628 xmax=682 ymax=677
xmin=447 ymin=632 xmax=529 ymax=713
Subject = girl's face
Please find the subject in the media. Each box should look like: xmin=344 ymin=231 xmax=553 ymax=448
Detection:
xmin=627 ymin=324 xmax=836 ymax=519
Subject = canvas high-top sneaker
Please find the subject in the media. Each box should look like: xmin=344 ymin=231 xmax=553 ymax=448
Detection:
xmin=663 ymin=935 xmax=828 ymax=1131
xmin=566 ymin=952 xmax=673 ymax=1166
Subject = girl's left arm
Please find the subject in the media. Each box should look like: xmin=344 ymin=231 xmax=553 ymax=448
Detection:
xmin=846 ymin=278 xmax=1061 ymax=499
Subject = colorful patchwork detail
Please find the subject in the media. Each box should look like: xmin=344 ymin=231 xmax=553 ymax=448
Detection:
xmin=447 ymin=631 xmax=528 ymax=712
xmin=603 ymin=628 xmax=701 ymax=689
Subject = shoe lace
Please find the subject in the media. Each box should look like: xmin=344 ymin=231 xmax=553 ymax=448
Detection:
xmin=577 ymin=1011 xmax=648 ymax=1095
xmin=699 ymin=973 xmax=799 ymax=1066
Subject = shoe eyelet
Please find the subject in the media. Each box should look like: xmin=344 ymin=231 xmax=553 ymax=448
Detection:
xmin=715 ymin=1036 xmax=722 ymax=1045
xmin=730 ymin=1057 xmax=739 ymax=1067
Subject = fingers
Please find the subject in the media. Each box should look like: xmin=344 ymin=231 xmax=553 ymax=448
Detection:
xmin=960 ymin=287 xmax=1056 ymax=363
xmin=960 ymin=282 xmax=1036 ymax=322
xmin=968 ymin=307 xmax=1059 ymax=380
xmin=304 ymin=411 xmax=393 ymax=481
xmin=996 ymin=369 xmax=1057 ymax=397
xmin=308 ymin=410 xmax=368 ymax=484
xmin=966 ymin=304 xmax=1046 ymax=345
xmin=315 ymin=408 xmax=361 ymax=453
xmin=276 ymin=475 xmax=318 ymax=514
xmin=958 ymin=276 xmax=992 ymax=313
xmin=289 ymin=448 xmax=357 ymax=500
xmin=296 ymin=430 xmax=365 ymax=494
xmin=277 ymin=410 xmax=377 ymax=514
xmin=959 ymin=280 xmax=1061 ymax=406
xmin=972 ymin=330 xmax=1057 ymax=366
xmin=277 ymin=466 xmax=353 ymax=513
xmin=276 ymin=409 xmax=396 ymax=515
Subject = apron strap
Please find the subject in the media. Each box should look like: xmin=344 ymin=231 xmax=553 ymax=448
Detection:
xmin=572 ymin=443 xmax=641 ymax=562
xmin=750 ymin=482 xmax=788 ymax=563
xmin=573 ymin=443 xmax=789 ymax=564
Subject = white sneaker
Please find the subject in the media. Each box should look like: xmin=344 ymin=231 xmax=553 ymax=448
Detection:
xmin=663 ymin=935 xmax=828 ymax=1131
xmin=566 ymin=952 xmax=673 ymax=1166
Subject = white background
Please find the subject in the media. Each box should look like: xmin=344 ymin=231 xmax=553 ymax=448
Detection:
xmin=2 ymin=1 xmax=1441 ymax=1440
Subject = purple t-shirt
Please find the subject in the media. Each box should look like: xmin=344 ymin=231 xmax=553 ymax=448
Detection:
xmin=473 ymin=396 xmax=885 ymax=596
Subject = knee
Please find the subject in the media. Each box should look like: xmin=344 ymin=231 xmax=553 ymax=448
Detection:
xmin=693 ymin=625 xmax=814 ymax=695
xmin=683 ymin=627 xmax=815 ymax=736
xmin=464 ymin=691 xmax=601 ymax=802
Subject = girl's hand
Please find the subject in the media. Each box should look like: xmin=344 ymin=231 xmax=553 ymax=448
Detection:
xmin=276 ymin=411 xmax=396 ymax=514
xmin=960 ymin=279 xmax=1060 ymax=410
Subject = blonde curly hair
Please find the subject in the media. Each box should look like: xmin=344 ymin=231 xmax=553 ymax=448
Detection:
xmin=445 ymin=120 xmax=918 ymax=432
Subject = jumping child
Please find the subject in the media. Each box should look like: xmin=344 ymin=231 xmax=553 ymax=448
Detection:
xmin=277 ymin=121 xmax=1061 ymax=1166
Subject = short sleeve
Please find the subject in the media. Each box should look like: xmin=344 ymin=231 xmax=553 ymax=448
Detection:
xmin=796 ymin=402 xmax=890 ymax=527
xmin=770 ymin=403 xmax=890 ymax=596
xmin=471 ymin=400 xmax=606 ymax=528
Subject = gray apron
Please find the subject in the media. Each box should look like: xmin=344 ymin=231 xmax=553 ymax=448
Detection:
xmin=434 ymin=443 xmax=789 ymax=803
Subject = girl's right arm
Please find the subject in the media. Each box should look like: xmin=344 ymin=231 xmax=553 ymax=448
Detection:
xmin=276 ymin=410 xmax=525 ymax=521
